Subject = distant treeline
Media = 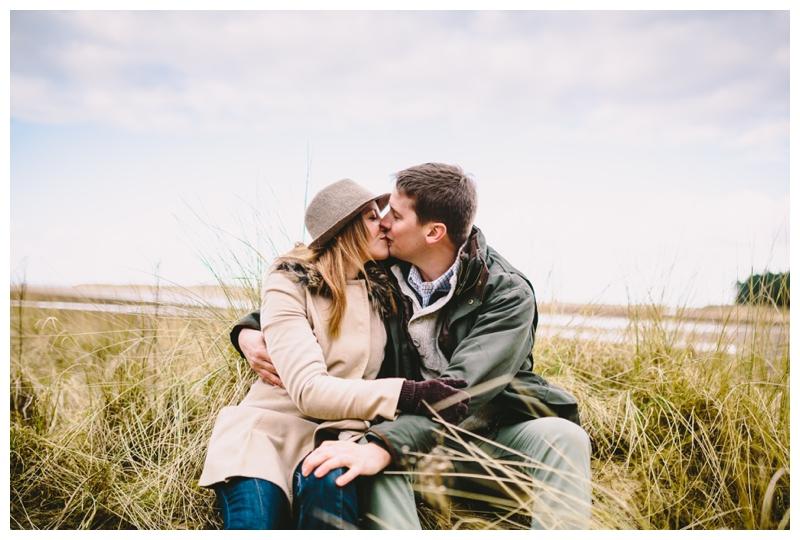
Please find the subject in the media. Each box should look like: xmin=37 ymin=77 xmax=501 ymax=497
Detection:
xmin=736 ymin=272 xmax=789 ymax=308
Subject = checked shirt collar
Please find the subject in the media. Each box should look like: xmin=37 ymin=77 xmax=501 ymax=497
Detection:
xmin=407 ymin=256 xmax=461 ymax=309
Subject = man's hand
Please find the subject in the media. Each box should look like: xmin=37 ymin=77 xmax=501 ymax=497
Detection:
xmin=238 ymin=328 xmax=283 ymax=387
xmin=302 ymin=441 xmax=391 ymax=487
xmin=397 ymin=378 xmax=470 ymax=424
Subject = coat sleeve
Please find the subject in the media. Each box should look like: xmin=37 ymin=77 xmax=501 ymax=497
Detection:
xmin=229 ymin=311 xmax=261 ymax=358
xmin=261 ymin=271 xmax=404 ymax=421
xmin=369 ymin=278 xmax=536 ymax=463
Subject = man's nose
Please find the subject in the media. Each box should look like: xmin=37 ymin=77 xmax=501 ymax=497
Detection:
xmin=379 ymin=215 xmax=392 ymax=231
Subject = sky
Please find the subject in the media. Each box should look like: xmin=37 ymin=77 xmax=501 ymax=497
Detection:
xmin=9 ymin=10 xmax=790 ymax=307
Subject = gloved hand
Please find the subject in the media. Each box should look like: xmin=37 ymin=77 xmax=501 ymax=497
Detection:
xmin=397 ymin=378 xmax=471 ymax=424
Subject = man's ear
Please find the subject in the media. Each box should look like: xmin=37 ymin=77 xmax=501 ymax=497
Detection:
xmin=424 ymin=222 xmax=448 ymax=245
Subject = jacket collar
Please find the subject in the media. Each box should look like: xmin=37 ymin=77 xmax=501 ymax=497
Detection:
xmin=274 ymin=259 xmax=397 ymax=319
xmin=387 ymin=226 xmax=490 ymax=302
xmin=454 ymin=226 xmax=490 ymax=300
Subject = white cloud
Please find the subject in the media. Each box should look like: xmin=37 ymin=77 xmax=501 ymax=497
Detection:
xmin=11 ymin=12 xmax=788 ymax=137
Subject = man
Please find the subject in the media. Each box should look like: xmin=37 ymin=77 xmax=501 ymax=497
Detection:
xmin=233 ymin=163 xmax=592 ymax=529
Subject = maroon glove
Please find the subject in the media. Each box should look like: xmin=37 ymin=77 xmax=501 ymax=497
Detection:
xmin=398 ymin=378 xmax=471 ymax=424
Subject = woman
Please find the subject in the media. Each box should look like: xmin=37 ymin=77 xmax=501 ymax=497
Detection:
xmin=199 ymin=179 xmax=469 ymax=529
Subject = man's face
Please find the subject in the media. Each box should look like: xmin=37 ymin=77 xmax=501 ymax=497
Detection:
xmin=380 ymin=190 xmax=429 ymax=264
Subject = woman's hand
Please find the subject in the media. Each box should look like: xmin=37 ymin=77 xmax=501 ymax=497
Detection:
xmin=397 ymin=378 xmax=471 ymax=424
xmin=238 ymin=328 xmax=283 ymax=387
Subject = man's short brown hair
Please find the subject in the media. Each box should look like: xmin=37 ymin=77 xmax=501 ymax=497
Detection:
xmin=395 ymin=163 xmax=477 ymax=247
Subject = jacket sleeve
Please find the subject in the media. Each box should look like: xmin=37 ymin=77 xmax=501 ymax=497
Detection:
xmin=369 ymin=278 xmax=536 ymax=462
xmin=440 ymin=279 xmax=536 ymax=412
xmin=261 ymin=271 xmax=404 ymax=421
xmin=230 ymin=311 xmax=261 ymax=358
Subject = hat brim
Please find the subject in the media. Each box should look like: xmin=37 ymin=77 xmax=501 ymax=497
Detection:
xmin=308 ymin=192 xmax=391 ymax=250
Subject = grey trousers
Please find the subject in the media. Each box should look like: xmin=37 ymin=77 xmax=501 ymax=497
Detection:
xmin=360 ymin=417 xmax=592 ymax=530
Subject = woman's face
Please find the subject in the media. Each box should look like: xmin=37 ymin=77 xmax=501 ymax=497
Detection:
xmin=362 ymin=201 xmax=389 ymax=260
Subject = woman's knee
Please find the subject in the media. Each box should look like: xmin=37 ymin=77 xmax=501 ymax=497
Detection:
xmin=294 ymin=467 xmax=359 ymax=529
xmin=214 ymin=477 xmax=288 ymax=529
xmin=297 ymin=467 xmax=352 ymax=499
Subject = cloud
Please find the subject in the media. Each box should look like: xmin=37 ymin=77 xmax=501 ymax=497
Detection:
xmin=11 ymin=11 xmax=788 ymax=141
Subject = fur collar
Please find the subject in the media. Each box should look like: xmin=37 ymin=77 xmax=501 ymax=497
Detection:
xmin=274 ymin=259 xmax=397 ymax=319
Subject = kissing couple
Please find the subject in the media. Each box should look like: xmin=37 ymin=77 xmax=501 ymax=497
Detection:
xmin=199 ymin=162 xmax=592 ymax=529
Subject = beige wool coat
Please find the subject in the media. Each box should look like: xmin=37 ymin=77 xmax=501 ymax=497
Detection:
xmin=199 ymin=263 xmax=405 ymax=502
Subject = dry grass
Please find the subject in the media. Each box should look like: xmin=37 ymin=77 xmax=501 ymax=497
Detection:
xmin=9 ymin=294 xmax=789 ymax=529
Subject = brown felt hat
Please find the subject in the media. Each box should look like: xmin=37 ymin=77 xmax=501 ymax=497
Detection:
xmin=305 ymin=179 xmax=390 ymax=250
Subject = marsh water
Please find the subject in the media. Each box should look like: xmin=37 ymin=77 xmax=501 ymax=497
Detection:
xmin=12 ymin=287 xmax=788 ymax=359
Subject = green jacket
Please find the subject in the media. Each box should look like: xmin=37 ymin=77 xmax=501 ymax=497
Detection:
xmin=230 ymin=227 xmax=580 ymax=466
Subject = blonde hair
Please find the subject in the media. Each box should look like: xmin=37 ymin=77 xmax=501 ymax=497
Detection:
xmin=278 ymin=214 xmax=374 ymax=338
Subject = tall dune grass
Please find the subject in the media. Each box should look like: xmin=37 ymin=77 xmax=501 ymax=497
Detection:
xmin=9 ymin=290 xmax=789 ymax=529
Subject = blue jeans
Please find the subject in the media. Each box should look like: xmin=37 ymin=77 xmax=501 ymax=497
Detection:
xmin=292 ymin=463 xmax=359 ymax=529
xmin=214 ymin=463 xmax=359 ymax=529
xmin=215 ymin=476 xmax=290 ymax=529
